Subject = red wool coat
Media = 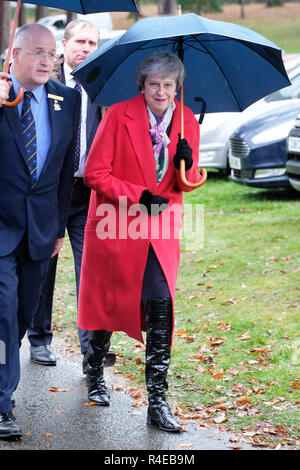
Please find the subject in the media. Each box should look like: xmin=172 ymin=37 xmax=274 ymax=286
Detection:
xmin=78 ymin=93 xmax=201 ymax=343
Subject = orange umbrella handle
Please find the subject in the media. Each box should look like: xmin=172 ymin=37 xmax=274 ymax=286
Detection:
xmin=3 ymin=0 xmax=24 ymax=107
xmin=179 ymin=84 xmax=207 ymax=188
xmin=3 ymin=86 xmax=24 ymax=107
xmin=180 ymin=159 xmax=207 ymax=188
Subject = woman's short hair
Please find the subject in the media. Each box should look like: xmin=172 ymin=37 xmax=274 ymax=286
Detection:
xmin=136 ymin=50 xmax=185 ymax=91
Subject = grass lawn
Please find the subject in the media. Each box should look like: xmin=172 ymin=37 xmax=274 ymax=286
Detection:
xmin=206 ymin=2 xmax=300 ymax=54
xmin=53 ymin=172 xmax=300 ymax=449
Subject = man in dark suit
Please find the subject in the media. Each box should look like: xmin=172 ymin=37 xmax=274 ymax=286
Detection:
xmin=0 ymin=23 xmax=81 ymax=438
xmin=28 ymin=19 xmax=115 ymax=372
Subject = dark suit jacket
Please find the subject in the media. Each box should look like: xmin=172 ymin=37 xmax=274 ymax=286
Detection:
xmin=0 ymin=78 xmax=81 ymax=261
xmin=52 ymin=57 xmax=103 ymax=155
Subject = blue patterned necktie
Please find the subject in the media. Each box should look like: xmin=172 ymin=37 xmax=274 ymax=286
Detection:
xmin=21 ymin=91 xmax=37 ymax=184
xmin=74 ymin=79 xmax=82 ymax=172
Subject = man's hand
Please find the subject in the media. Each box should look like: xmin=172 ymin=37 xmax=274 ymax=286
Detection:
xmin=0 ymin=72 xmax=12 ymax=107
xmin=51 ymin=238 xmax=64 ymax=258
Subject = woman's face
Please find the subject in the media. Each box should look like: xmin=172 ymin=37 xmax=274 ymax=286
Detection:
xmin=143 ymin=73 xmax=177 ymax=118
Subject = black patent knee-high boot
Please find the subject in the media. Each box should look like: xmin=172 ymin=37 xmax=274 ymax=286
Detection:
xmin=85 ymin=330 xmax=112 ymax=406
xmin=144 ymin=299 xmax=181 ymax=432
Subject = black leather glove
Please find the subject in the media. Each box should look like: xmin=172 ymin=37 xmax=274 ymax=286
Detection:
xmin=139 ymin=190 xmax=169 ymax=216
xmin=173 ymin=135 xmax=193 ymax=170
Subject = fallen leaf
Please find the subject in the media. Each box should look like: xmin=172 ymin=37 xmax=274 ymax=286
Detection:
xmin=236 ymin=396 xmax=251 ymax=404
xmin=213 ymin=412 xmax=228 ymax=424
xmin=48 ymin=387 xmax=71 ymax=392
xmin=217 ymin=322 xmax=232 ymax=331
xmin=43 ymin=432 xmax=52 ymax=437
xmin=208 ymin=336 xmax=226 ymax=347
xmin=291 ymin=381 xmax=300 ymax=390
xmin=176 ymin=329 xmax=189 ymax=336
xmin=176 ymin=442 xmax=193 ymax=447
xmin=83 ymin=402 xmax=97 ymax=406
xmin=264 ymin=397 xmax=285 ymax=406
xmin=129 ymin=389 xmax=142 ymax=399
xmin=213 ymin=372 xmax=225 ymax=379
xmin=251 ymin=348 xmax=270 ymax=354
xmin=221 ymin=298 xmax=237 ymax=306
xmin=236 ymin=331 xmax=251 ymax=341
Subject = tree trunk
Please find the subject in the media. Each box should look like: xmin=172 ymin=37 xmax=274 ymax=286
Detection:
xmin=66 ymin=11 xmax=77 ymax=23
xmin=240 ymin=0 xmax=245 ymax=18
xmin=162 ymin=0 xmax=177 ymax=15
xmin=19 ymin=4 xmax=26 ymax=26
xmin=158 ymin=0 xmax=164 ymax=14
xmin=0 ymin=2 xmax=10 ymax=56
xmin=35 ymin=6 xmax=49 ymax=21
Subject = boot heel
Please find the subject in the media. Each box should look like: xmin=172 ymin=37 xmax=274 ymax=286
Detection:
xmin=147 ymin=411 xmax=157 ymax=426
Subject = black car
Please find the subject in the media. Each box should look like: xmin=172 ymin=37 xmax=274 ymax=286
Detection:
xmin=228 ymin=100 xmax=300 ymax=188
xmin=286 ymin=113 xmax=300 ymax=192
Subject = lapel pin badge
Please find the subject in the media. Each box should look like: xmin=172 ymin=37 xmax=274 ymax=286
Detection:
xmin=47 ymin=93 xmax=63 ymax=111
xmin=54 ymin=100 xmax=62 ymax=111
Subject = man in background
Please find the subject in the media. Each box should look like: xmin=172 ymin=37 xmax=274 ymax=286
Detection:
xmin=28 ymin=19 xmax=115 ymax=372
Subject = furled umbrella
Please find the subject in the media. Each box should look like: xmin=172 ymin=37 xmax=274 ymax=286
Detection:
xmin=72 ymin=12 xmax=291 ymax=188
xmin=1 ymin=0 xmax=139 ymax=106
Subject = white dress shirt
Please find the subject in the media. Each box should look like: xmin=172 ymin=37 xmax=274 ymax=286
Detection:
xmin=64 ymin=62 xmax=88 ymax=178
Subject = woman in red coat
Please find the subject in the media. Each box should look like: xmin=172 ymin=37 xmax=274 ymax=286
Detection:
xmin=78 ymin=51 xmax=201 ymax=432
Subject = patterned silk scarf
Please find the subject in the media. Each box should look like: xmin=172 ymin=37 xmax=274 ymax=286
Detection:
xmin=147 ymin=101 xmax=175 ymax=184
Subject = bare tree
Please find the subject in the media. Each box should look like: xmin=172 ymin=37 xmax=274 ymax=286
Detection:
xmin=158 ymin=0 xmax=164 ymax=14
xmin=19 ymin=4 xmax=26 ymax=26
xmin=66 ymin=11 xmax=77 ymax=23
xmin=162 ymin=0 xmax=177 ymax=15
xmin=0 ymin=2 xmax=10 ymax=56
xmin=240 ymin=0 xmax=245 ymax=18
xmin=36 ymin=6 xmax=49 ymax=21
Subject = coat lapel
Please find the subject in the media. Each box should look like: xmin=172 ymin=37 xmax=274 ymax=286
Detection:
xmin=4 ymin=87 xmax=29 ymax=166
xmin=125 ymin=94 xmax=157 ymax=190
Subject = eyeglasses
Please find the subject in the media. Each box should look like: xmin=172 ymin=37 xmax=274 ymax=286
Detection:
xmin=17 ymin=48 xmax=58 ymax=62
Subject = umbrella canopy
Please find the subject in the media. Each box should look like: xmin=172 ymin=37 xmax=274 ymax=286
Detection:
xmin=72 ymin=13 xmax=290 ymax=115
xmin=3 ymin=0 xmax=139 ymax=13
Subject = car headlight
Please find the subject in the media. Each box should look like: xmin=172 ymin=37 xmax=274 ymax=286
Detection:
xmin=255 ymin=168 xmax=286 ymax=178
xmin=251 ymin=122 xmax=293 ymax=145
xmin=199 ymin=150 xmax=218 ymax=162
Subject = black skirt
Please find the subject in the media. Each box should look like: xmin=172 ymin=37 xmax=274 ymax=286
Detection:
xmin=141 ymin=244 xmax=170 ymax=301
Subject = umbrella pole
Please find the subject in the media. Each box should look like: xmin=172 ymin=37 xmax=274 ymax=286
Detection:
xmin=3 ymin=0 xmax=24 ymax=107
xmin=179 ymin=84 xmax=207 ymax=188
xmin=177 ymin=30 xmax=206 ymax=189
